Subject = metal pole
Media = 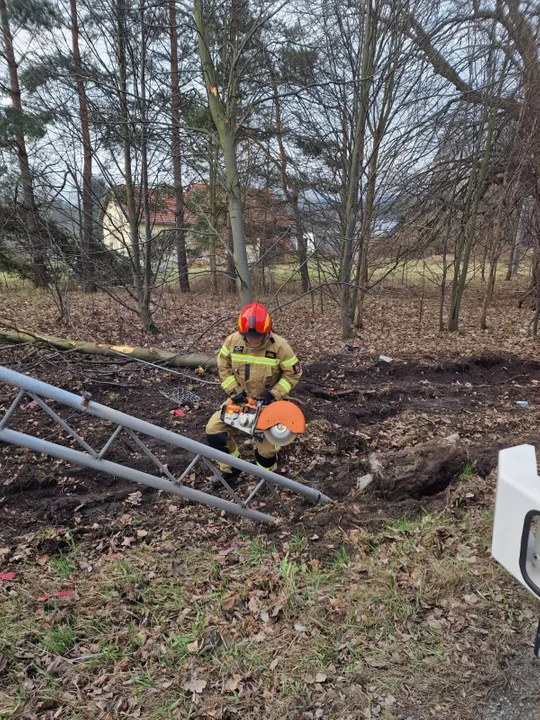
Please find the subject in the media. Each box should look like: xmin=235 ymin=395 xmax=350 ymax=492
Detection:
xmin=0 ymin=366 xmax=331 ymax=505
xmin=0 ymin=427 xmax=275 ymax=525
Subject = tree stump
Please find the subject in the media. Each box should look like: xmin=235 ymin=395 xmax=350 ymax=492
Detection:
xmin=368 ymin=434 xmax=467 ymax=500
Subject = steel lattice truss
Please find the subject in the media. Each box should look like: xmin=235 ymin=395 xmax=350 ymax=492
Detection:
xmin=0 ymin=366 xmax=331 ymax=524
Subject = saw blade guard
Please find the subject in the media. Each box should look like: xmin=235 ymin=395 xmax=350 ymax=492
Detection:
xmin=256 ymin=400 xmax=305 ymax=447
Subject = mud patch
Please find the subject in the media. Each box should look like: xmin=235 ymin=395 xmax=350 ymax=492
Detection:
xmin=0 ymin=351 xmax=538 ymax=541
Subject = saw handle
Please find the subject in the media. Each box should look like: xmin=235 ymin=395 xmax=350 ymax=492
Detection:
xmin=225 ymin=397 xmax=259 ymax=414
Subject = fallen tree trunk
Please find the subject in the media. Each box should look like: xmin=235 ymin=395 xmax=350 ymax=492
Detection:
xmin=0 ymin=326 xmax=217 ymax=372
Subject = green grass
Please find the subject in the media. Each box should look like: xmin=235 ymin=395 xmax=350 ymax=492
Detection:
xmin=39 ymin=625 xmax=75 ymax=655
xmin=332 ymin=545 xmax=351 ymax=567
xmin=0 ymin=497 xmax=537 ymax=720
xmin=48 ymin=555 xmax=74 ymax=578
xmin=459 ymin=459 xmax=475 ymax=480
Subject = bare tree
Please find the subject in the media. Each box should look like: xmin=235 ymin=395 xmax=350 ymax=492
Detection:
xmin=70 ymin=0 xmax=96 ymax=292
xmin=169 ymin=0 xmax=190 ymax=293
xmin=193 ymin=0 xmax=253 ymax=304
xmin=267 ymin=52 xmax=310 ymax=293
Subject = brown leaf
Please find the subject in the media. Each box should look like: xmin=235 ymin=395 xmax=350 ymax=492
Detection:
xmin=426 ymin=616 xmax=443 ymax=630
xmin=215 ymin=543 xmax=241 ymax=558
xmin=182 ymin=678 xmax=207 ymax=694
xmin=222 ymin=597 xmax=236 ymax=612
xmin=186 ymin=640 xmax=199 ymax=653
xmin=271 ymin=602 xmax=284 ymax=617
xmin=224 ymin=674 xmax=243 ymax=692
xmin=36 ymin=554 xmax=49 ymax=565
xmin=248 ymin=596 xmax=259 ymax=615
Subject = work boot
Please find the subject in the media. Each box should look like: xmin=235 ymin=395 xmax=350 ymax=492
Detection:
xmin=211 ymin=467 xmax=242 ymax=490
xmin=254 ymin=449 xmax=278 ymax=473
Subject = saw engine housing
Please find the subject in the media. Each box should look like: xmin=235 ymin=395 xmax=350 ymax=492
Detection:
xmin=221 ymin=398 xmax=305 ymax=447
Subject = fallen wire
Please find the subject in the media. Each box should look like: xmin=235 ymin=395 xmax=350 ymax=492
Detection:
xmin=107 ymin=349 xmax=220 ymax=386
xmin=0 ymin=337 xmax=220 ymax=387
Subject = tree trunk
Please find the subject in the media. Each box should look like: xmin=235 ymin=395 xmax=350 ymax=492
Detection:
xmin=208 ymin=137 xmax=219 ymax=294
xmin=291 ymin=194 xmax=310 ymax=293
xmin=506 ymin=238 xmax=516 ymax=281
xmin=480 ymin=196 xmax=505 ymax=329
xmin=117 ymin=0 xmax=156 ymax=334
xmin=138 ymin=0 xmax=159 ymax=335
xmin=351 ymin=19 xmax=401 ymax=326
xmin=116 ymin=0 xmax=146 ymax=330
xmin=353 ymin=127 xmax=381 ymax=328
xmin=70 ymin=0 xmax=95 ymax=293
xmin=521 ymin=226 xmax=540 ymax=309
xmin=339 ymin=0 xmax=374 ymax=338
xmin=226 ymin=212 xmax=236 ymax=293
xmin=226 ymin=169 xmax=252 ymax=302
xmin=480 ymin=243 xmax=489 ymax=282
xmin=447 ymin=149 xmax=487 ymax=331
xmin=169 ymin=0 xmax=190 ymax=293
xmin=506 ymin=199 xmax=527 ymax=280
xmin=448 ymin=86 xmax=500 ymax=332
xmin=269 ymin=59 xmax=310 ymax=293
xmin=438 ymin=171 xmax=460 ymax=331
xmin=0 ymin=0 xmax=47 ymax=288
xmin=193 ymin=0 xmax=252 ymax=304
xmin=0 ymin=325 xmax=217 ymax=371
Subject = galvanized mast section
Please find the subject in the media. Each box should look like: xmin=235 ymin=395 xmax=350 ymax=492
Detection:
xmin=0 ymin=366 xmax=331 ymax=524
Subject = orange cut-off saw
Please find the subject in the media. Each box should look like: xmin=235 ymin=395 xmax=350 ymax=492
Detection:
xmin=221 ymin=397 xmax=305 ymax=446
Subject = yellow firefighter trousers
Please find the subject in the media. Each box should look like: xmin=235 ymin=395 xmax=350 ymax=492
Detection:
xmin=206 ymin=409 xmax=278 ymax=473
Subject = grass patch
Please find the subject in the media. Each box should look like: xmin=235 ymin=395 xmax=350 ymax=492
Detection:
xmin=39 ymin=625 xmax=76 ymax=655
xmin=48 ymin=555 xmax=74 ymax=578
xmin=1 ymin=504 xmax=537 ymax=719
xmin=459 ymin=459 xmax=475 ymax=480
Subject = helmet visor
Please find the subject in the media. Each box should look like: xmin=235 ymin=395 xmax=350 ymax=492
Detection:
xmin=243 ymin=331 xmax=268 ymax=347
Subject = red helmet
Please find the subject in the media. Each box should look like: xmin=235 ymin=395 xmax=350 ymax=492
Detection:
xmin=238 ymin=302 xmax=272 ymax=345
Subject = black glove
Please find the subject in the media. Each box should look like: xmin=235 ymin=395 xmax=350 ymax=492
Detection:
xmin=231 ymin=390 xmax=247 ymax=404
xmin=257 ymin=391 xmax=275 ymax=406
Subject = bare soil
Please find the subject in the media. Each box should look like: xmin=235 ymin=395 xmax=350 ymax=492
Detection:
xmin=1 ymin=348 xmax=539 ymax=549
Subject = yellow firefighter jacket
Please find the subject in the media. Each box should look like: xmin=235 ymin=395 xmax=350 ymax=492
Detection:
xmin=217 ymin=331 xmax=302 ymax=401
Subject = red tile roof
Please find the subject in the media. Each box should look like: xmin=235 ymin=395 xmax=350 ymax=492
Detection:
xmin=103 ymin=184 xmax=294 ymax=231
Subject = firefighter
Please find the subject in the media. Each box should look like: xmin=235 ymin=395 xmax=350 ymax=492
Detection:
xmin=206 ymin=302 xmax=302 ymax=485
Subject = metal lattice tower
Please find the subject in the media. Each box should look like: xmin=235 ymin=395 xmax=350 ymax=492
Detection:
xmin=0 ymin=366 xmax=331 ymax=524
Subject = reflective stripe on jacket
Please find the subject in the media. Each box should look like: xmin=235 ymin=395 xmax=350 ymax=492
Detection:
xmin=217 ymin=331 xmax=302 ymax=401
